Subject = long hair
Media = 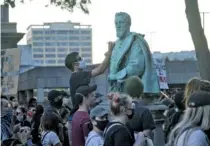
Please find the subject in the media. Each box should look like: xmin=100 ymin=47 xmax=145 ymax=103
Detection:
xmin=184 ymin=78 xmax=201 ymax=107
xmin=167 ymin=105 xmax=210 ymax=145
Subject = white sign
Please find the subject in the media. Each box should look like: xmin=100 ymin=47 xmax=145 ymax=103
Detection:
xmin=154 ymin=58 xmax=169 ymax=89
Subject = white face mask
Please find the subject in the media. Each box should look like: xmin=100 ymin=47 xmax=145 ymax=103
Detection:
xmin=78 ymin=60 xmax=86 ymax=69
xmin=17 ymin=115 xmax=24 ymax=122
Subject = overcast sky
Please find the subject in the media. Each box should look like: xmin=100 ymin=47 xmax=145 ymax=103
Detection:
xmin=6 ymin=0 xmax=210 ymax=63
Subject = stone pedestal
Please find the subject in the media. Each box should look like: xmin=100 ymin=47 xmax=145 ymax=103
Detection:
xmin=26 ymin=89 xmax=34 ymax=102
xmin=37 ymin=88 xmax=44 ymax=103
xmin=18 ymin=91 xmax=27 ymax=104
xmin=146 ymin=102 xmax=167 ymax=146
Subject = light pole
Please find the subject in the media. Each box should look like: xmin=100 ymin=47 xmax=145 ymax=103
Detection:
xmin=200 ymin=12 xmax=210 ymax=31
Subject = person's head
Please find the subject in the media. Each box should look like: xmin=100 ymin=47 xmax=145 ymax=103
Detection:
xmin=115 ymin=12 xmax=131 ymax=40
xmin=184 ymin=78 xmax=201 ymax=106
xmin=16 ymin=106 xmax=27 ymax=122
xmin=168 ymin=91 xmax=210 ymax=145
xmin=35 ymin=104 xmax=44 ymax=115
xmin=124 ymin=76 xmax=144 ymax=99
xmin=41 ymin=112 xmax=60 ymax=131
xmin=65 ymin=52 xmax=86 ymax=72
xmin=1 ymin=97 xmax=11 ymax=114
xmin=90 ymin=106 xmax=109 ymax=132
xmin=9 ymin=96 xmax=19 ymax=109
xmin=108 ymin=93 xmax=134 ymax=123
xmin=60 ymin=107 xmax=70 ymax=124
xmin=28 ymin=98 xmax=37 ymax=107
xmin=48 ymin=90 xmax=63 ymax=109
xmin=75 ymin=85 xmax=97 ymax=109
xmin=27 ymin=105 xmax=36 ymax=118
xmin=174 ymin=91 xmax=185 ymax=111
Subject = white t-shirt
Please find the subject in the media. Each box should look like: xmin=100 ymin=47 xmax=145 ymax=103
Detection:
xmin=41 ymin=131 xmax=60 ymax=146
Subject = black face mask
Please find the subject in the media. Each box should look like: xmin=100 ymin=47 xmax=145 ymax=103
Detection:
xmin=127 ymin=109 xmax=134 ymax=120
xmin=51 ymin=99 xmax=63 ymax=109
xmin=95 ymin=120 xmax=109 ymax=131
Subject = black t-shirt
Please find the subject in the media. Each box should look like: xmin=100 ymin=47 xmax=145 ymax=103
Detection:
xmin=128 ymin=101 xmax=155 ymax=132
xmin=69 ymin=71 xmax=92 ymax=107
xmin=104 ymin=122 xmax=135 ymax=146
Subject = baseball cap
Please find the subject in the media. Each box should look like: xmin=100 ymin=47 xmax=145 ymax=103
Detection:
xmin=48 ymin=90 xmax=62 ymax=101
xmin=65 ymin=52 xmax=82 ymax=71
xmin=90 ymin=106 xmax=109 ymax=119
xmin=76 ymin=85 xmax=97 ymax=97
xmin=188 ymin=91 xmax=210 ymax=108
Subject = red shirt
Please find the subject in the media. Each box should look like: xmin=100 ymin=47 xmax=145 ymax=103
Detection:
xmin=71 ymin=111 xmax=91 ymax=146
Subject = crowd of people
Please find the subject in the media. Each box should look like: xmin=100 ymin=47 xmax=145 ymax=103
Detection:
xmin=1 ymin=76 xmax=210 ymax=146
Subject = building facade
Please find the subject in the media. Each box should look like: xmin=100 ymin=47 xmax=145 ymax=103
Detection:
xmin=26 ymin=21 xmax=92 ymax=66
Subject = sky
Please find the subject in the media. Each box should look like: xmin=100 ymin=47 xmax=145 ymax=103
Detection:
xmin=5 ymin=0 xmax=210 ymax=63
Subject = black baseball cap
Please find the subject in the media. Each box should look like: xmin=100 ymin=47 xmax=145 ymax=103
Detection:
xmin=65 ymin=52 xmax=82 ymax=71
xmin=76 ymin=85 xmax=97 ymax=97
xmin=48 ymin=90 xmax=62 ymax=102
xmin=188 ymin=91 xmax=210 ymax=108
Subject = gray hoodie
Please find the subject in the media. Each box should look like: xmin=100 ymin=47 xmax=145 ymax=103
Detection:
xmin=85 ymin=131 xmax=104 ymax=146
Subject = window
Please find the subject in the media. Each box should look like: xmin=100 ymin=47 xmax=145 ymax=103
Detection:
xmin=81 ymin=30 xmax=91 ymax=35
xmin=45 ymin=30 xmax=55 ymax=35
xmin=45 ymin=60 xmax=56 ymax=64
xmin=81 ymin=48 xmax=91 ymax=52
xmin=58 ymin=60 xmax=64 ymax=64
xmin=69 ymin=48 xmax=79 ymax=52
xmin=58 ymin=48 xmax=68 ymax=52
xmin=57 ymin=42 xmax=68 ymax=46
xmin=34 ymin=60 xmax=44 ymax=64
xmin=57 ymin=30 xmax=68 ymax=35
xmin=73 ymin=30 xmax=79 ymax=34
xmin=34 ymin=36 xmax=44 ymax=41
xmin=80 ymin=42 xmax=91 ymax=46
xmin=45 ymin=54 xmax=56 ymax=58
xmin=45 ymin=48 xmax=56 ymax=52
xmin=32 ymin=30 xmax=43 ymax=35
xmin=81 ymin=53 xmax=91 ymax=57
xmin=80 ymin=36 xmax=91 ymax=40
xmin=69 ymin=36 xmax=80 ymax=40
xmin=33 ymin=48 xmax=43 ymax=52
xmin=45 ymin=42 xmax=56 ymax=46
xmin=45 ymin=36 xmax=55 ymax=40
xmin=33 ymin=54 xmax=44 ymax=58
xmin=33 ymin=42 xmax=44 ymax=47
xmin=69 ymin=42 xmax=80 ymax=46
xmin=57 ymin=54 xmax=66 ymax=58
xmin=56 ymin=36 xmax=68 ymax=40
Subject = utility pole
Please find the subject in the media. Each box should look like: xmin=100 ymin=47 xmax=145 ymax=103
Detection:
xmin=200 ymin=12 xmax=210 ymax=31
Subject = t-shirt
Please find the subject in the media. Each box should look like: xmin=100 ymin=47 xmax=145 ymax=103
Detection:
xmin=104 ymin=122 xmax=135 ymax=146
xmin=71 ymin=111 xmax=91 ymax=146
xmin=70 ymin=71 xmax=92 ymax=107
xmin=41 ymin=131 xmax=60 ymax=146
xmin=128 ymin=101 xmax=155 ymax=132
xmin=85 ymin=130 xmax=104 ymax=146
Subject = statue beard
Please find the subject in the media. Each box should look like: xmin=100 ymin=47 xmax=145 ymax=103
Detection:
xmin=116 ymin=28 xmax=129 ymax=40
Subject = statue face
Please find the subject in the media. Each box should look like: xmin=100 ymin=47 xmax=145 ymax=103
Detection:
xmin=115 ymin=15 xmax=130 ymax=39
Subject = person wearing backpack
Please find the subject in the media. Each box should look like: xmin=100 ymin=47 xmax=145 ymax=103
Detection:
xmin=104 ymin=93 xmax=135 ymax=146
xmin=167 ymin=92 xmax=210 ymax=146
xmin=85 ymin=106 xmax=109 ymax=146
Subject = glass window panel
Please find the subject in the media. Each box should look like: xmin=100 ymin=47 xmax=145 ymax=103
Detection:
xmin=57 ymin=42 xmax=68 ymax=46
xmin=34 ymin=36 xmax=44 ymax=40
xmin=45 ymin=54 xmax=56 ymax=58
xmin=81 ymin=30 xmax=91 ymax=35
xmin=33 ymin=54 xmax=44 ymax=58
xmin=84 ymin=59 xmax=92 ymax=63
xmin=45 ymin=36 xmax=56 ymax=40
xmin=56 ymin=36 xmax=68 ymax=40
xmin=80 ymin=42 xmax=91 ymax=46
xmin=32 ymin=30 xmax=43 ymax=35
xmin=80 ymin=36 xmax=91 ymax=40
xmin=57 ymin=30 xmax=68 ymax=35
xmin=81 ymin=53 xmax=91 ymax=57
xmin=45 ymin=60 xmax=56 ymax=64
xmin=57 ymin=54 xmax=66 ymax=58
xmin=58 ymin=48 xmax=68 ymax=52
xmin=34 ymin=60 xmax=44 ymax=64
xmin=33 ymin=42 xmax=44 ymax=47
xmin=69 ymin=48 xmax=79 ymax=52
xmin=81 ymin=48 xmax=91 ymax=52
xmin=69 ymin=36 xmax=80 ymax=40
xmin=58 ymin=60 xmax=64 ymax=64
xmin=45 ymin=42 xmax=56 ymax=46
xmin=45 ymin=48 xmax=56 ymax=52
xmin=33 ymin=48 xmax=43 ymax=52
xmin=69 ymin=42 xmax=80 ymax=46
xmin=73 ymin=30 xmax=79 ymax=34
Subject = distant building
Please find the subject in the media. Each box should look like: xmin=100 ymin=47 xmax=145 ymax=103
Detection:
xmin=25 ymin=21 xmax=92 ymax=66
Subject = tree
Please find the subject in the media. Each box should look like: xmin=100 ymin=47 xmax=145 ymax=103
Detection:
xmin=2 ymin=0 xmax=91 ymax=14
xmin=185 ymin=0 xmax=210 ymax=81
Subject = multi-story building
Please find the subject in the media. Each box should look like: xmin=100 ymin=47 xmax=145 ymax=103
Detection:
xmin=26 ymin=21 xmax=92 ymax=66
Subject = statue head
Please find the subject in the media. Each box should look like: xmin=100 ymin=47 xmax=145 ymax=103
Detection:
xmin=115 ymin=12 xmax=131 ymax=40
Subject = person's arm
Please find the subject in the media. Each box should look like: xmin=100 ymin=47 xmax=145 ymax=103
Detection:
xmin=91 ymin=42 xmax=115 ymax=77
xmin=109 ymin=40 xmax=145 ymax=81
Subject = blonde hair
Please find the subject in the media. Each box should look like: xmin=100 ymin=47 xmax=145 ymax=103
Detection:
xmin=184 ymin=78 xmax=201 ymax=106
xmin=109 ymin=93 xmax=132 ymax=116
xmin=167 ymin=105 xmax=210 ymax=145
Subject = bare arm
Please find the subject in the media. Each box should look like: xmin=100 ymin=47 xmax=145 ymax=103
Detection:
xmin=91 ymin=42 xmax=115 ymax=78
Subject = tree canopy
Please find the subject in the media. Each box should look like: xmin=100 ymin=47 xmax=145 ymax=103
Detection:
xmin=2 ymin=0 xmax=91 ymax=14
